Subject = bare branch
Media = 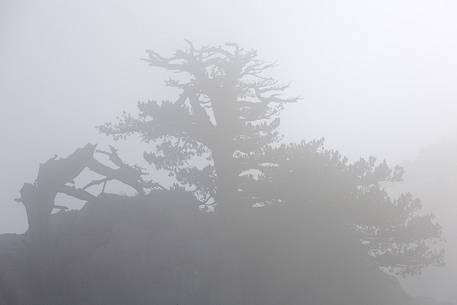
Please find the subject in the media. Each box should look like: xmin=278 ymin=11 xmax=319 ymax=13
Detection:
xmin=86 ymin=157 xmax=146 ymax=195
xmin=59 ymin=185 xmax=98 ymax=202
xmin=82 ymin=177 xmax=112 ymax=191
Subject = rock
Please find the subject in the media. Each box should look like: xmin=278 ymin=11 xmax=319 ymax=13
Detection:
xmin=0 ymin=192 xmax=413 ymax=305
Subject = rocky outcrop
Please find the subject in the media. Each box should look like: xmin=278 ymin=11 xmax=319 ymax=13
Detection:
xmin=0 ymin=192 xmax=413 ymax=305
xmin=0 ymin=144 xmax=415 ymax=305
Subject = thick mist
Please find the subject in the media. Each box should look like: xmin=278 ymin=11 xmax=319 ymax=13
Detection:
xmin=1 ymin=1 xmax=456 ymax=304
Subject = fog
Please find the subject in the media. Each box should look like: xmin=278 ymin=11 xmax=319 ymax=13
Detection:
xmin=1 ymin=1 xmax=456 ymax=304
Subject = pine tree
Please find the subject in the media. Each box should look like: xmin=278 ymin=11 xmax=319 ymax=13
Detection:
xmin=246 ymin=140 xmax=444 ymax=276
xmin=98 ymin=41 xmax=298 ymax=213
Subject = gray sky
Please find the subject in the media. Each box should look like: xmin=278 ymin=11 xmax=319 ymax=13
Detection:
xmin=1 ymin=0 xmax=456 ymax=240
xmin=2 ymin=0 xmax=457 ymax=302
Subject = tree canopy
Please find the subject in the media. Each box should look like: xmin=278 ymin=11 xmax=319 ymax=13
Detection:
xmin=98 ymin=41 xmax=299 ymax=212
xmin=246 ymin=140 xmax=444 ymax=276
xmin=2 ymin=42 xmax=448 ymax=305
xmin=98 ymin=42 xmax=443 ymax=276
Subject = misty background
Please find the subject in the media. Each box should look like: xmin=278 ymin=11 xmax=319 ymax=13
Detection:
xmin=1 ymin=0 xmax=456 ymax=302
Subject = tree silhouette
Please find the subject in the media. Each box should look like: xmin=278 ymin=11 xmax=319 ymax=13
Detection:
xmin=98 ymin=41 xmax=299 ymax=213
xmin=244 ymin=139 xmax=444 ymax=276
xmin=1 ymin=42 xmax=447 ymax=305
xmin=15 ymin=143 xmax=163 ymax=245
xmin=98 ymin=42 xmax=443 ymax=276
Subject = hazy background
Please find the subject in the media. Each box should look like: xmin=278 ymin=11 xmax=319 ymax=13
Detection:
xmin=1 ymin=0 xmax=456 ymax=301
